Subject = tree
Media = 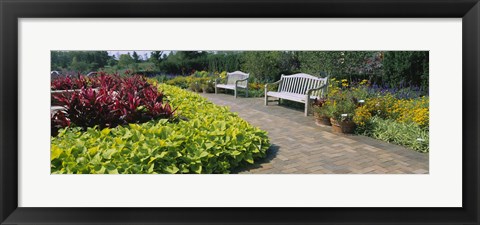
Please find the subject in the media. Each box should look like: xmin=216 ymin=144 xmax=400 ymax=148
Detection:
xmin=51 ymin=51 xmax=113 ymax=72
xmin=382 ymin=51 xmax=429 ymax=89
xmin=132 ymin=51 xmax=140 ymax=63
xmin=149 ymin=51 xmax=163 ymax=63
xmin=298 ymin=51 xmax=331 ymax=75
xmin=297 ymin=51 xmax=382 ymax=80
xmin=118 ymin=54 xmax=135 ymax=69
xmin=70 ymin=56 xmax=91 ymax=73
xmin=241 ymin=51 xmax=288 ymax=82
xmin=148 ymin=51 xmax=165 ymax=72
xmin=207 ymin=52 xmax=243 ymax=73
xmin=157 ymin=51 xmax=208 ymax=75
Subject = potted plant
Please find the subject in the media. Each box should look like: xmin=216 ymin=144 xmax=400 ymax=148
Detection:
xmin=312 ymin=98 xmax=331 ymax=126
xmin=326 ymin=98 xmax=357 ymax=134
xmin=189 ymin=80 xmax=201 ymax=92
xmin=201 ymin=83 xmax=208 ymax=93
xmin=201 ymin=79 xmax=215 ymax=93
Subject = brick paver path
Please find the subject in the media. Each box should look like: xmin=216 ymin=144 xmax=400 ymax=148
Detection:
xmin=201 ymin=93 xmax=429 ymax=174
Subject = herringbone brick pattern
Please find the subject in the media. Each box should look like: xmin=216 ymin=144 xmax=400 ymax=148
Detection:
xmin=201 ymin=93 xmax=429 ymax=174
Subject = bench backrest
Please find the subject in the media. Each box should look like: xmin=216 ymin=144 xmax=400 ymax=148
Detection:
xmin=278 ymin=73 xmax=328 ymax=97
xmin=226 ymin=71 xmax=249 ymax=88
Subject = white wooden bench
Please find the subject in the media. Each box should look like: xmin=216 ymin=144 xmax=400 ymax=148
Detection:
xmin=265 ymin=73 xmax=328 ymax=116
xmin=215 ymin=71 xmax=249 ymax=98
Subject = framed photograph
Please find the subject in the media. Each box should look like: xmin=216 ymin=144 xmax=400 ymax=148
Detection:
xmin=1 ymin=0 xmax=478 ymax=224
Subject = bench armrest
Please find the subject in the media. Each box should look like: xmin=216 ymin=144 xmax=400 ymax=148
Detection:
xmin=235 ymin=77 xmax=249 ymax=83
xmin=264 ymin=80 xmax=282 ymax=92
xmin=306 ymin=83 xmax=328 ymax=97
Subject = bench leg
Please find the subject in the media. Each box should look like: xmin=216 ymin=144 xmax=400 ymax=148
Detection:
xmin=215 ymin=86 xmax=217 ymax=94
xmin=265 ymin=95 xmax=268 ymax=106
xmin=305 ymin=96 xmax=310 ymax=116
xmin=245 ymin=87 xmax=248 ymax=98
xmin=234 ymin=89 xmax=237 ymax=98
xmin=305 ymin=104 xmax=309 ymax=116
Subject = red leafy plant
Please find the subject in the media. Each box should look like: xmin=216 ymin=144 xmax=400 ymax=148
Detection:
xmin=51 ymin=74 xmax=175 ymax=135
xmin=51 ymin=74 xmax=102 ymax=90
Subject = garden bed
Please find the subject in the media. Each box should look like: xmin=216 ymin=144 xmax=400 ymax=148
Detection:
xmin=313 ymin=78 xmax=429 ymax=152
xmin=51 ymin=75 xmax=270 ymax=174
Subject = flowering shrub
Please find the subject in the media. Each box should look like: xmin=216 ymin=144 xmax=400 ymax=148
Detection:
xmin=391 ymin=96 xmax=429 ymax=128
xmin=325 ymin=78 xmax=429 ymax=152
xmin=51 ymin=74 xmax=174 ymax=135
xmin=329 ymin=77 xmax=427 ymax=100
xmin=327 ymin=77 xmax=341 ymax=96
xmin=341 ymin=79 xmax=349 ymax=87
xmin=354 ymin=94 xmax=429 ymax=128
xmin=353 ymin=105 xmax=372 ymax=126
xmin=362 ymin=93 xmax=396 ymax=118
xmin=322 ymin=89 xmax=358 ymax=122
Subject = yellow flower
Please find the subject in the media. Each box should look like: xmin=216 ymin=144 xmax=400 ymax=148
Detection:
xmin=353 ymin=105 xmax=372 ymax=126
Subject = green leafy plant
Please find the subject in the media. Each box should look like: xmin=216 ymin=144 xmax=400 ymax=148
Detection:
xmin=312 ymin=98 xmax=328 ymax=116
xmin=323 ymin=90 xmax=357 ymax=122
xmin=355 ymin=116 xmax=429 ymax=153
xmin=166 ymin=76 xmax=191 ymax=89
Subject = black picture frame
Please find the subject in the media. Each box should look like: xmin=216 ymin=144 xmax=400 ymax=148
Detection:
xmin=1 ymin=0 xmax=479 ymax=224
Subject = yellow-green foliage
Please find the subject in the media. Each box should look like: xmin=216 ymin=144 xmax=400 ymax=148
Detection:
xmin=51 ymin=84 xmax=270 ymax=174
xmin=166 ymin=75 xmax=214 ymax=92
xmin=219 ymin=71 xmax=227 ymax=79
xmin=166 ymin=76 xmax=192 ymax=89
xmin=249 ymin=82 xmax=264 ymax=90
xmin=192 ymin=70 xmax=210 ymax=78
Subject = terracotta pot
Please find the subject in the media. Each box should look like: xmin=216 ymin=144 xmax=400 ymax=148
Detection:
xmin=330 ymin=118 xmax=356 ymax=134
xmin=314 ymin=112 xmax=331 ymax=126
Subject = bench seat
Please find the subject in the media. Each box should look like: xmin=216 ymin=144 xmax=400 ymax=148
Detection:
xmin=215 ymin=84 xmax=236 ymax=90
xmin=266 ymin=91 xmax=317 ymax=103
xmin=265 ymin=73 xmax=328 ymax=116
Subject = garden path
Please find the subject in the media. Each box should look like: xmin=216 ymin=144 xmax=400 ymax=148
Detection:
xmin=201 ymin=93 xmax=429 ymax=174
